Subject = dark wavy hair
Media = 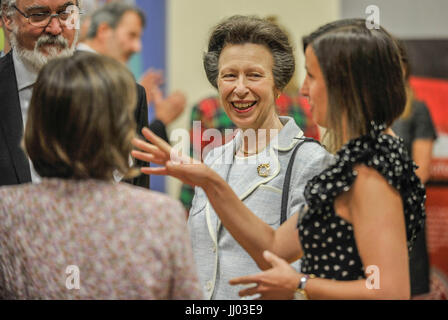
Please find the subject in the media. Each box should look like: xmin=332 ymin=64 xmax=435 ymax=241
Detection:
xmin=25 ymin=52 xmax=139 ymax=180
xmin=203 ymin=15 xmax=295 ymax=90
xmin=302 ymin=19 xmax=406 ymax=152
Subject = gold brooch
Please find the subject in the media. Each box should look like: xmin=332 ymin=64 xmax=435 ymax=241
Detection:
xmin=257 ymin=163 xmax=270 ymax=177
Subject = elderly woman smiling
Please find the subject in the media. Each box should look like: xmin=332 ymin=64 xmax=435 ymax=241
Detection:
xmin=133 ymin=15 xmax=332 ymax=300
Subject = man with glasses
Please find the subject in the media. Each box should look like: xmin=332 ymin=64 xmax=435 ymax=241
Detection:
xmin=77 ymin=2 xmax=185 ymax=144
xmin=0 ymin=0 xmax=81 ymax=187
xmin=0 ymin=0 xmax=154 ymax=190
xmin=2 ymin=0 xmax=79 ymax=69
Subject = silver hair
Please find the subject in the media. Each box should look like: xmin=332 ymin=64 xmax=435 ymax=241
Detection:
xmin=2 ymin=0 xmax=16 ymax=17
xmin=86 ymin=1 xmax=145 ymax=39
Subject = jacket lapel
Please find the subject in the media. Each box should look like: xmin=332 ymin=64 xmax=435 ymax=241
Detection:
xmin=204 ymin=117 xmax=304 ymax=237
xmin=0 ymin=52 xmax=32 ymax=184
xmin=205 ymin=135 xmax=238 ymax=235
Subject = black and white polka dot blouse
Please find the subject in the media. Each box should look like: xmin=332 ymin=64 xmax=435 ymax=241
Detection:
xmin=298 ymin=123 xmax=426 ymax=281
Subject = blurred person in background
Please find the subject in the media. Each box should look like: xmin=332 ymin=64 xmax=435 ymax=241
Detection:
xmin=77 ymin=11 xmax=91 ymax=43
xmin=0 ymin=53 xmax=203 ymax=300
xmin=392 ymin=40 xmax=438 ymax=298
xmin=393 ymin=41 xmax=437 ymax=186
xmin=79 ymin=0 xmax=143 ymax=64
xmin=77 ymin=1 xmax=185 ymax=143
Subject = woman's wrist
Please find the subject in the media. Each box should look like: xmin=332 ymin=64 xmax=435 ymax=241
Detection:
xmin=294 ymin=273 xmax=316 ymax=300
xmin=203 ymin=168 xmax=228 ymax=193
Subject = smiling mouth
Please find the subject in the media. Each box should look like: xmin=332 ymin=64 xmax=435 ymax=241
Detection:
xmin=231 ymin=101 xmax=257 ymax=111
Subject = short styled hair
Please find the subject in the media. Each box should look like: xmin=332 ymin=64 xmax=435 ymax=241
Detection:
xmin=203 ymin=15 xmax=295 ymax=90
xmin=303 ymin=19 xmax=406 ymax=153
xmin=86 ymin=1 xmax=145 ymax=39
xmin=25 ymin=52 xmax=139 ymax=180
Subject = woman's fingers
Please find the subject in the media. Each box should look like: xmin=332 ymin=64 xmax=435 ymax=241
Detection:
xmin=141 ymin=166 xmax=169 ymax=176
xmin=141 ymin=127 xmax=172 ymax=155
xmin=132 ymin=128 xmax=207 ymax=185
xmin=131 ymin=150 xmax=154 ymax=163
xmin=262 ymin=250 xmax=285 ymax=268
xmin=132 ymin=138 xmax=167 ymax=160
xmin=229 ymin=274 xmax=261 ymax=286
xmin=131 ymin=150 xmax=166 ymax=165
xmin=132 ymin=137 xmax=156 ymax=152
xmin=238 ymin=285 xmax=262 ymax=298
xmin=135 ymin=129 xmax=199 ymax=165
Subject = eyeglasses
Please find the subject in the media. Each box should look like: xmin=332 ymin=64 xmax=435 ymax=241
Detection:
xmin=13 ymin=5 xmax=81 ymax=28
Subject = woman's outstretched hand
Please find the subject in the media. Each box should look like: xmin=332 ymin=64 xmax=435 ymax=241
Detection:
xmin=229 ymin=251 xmax=301 ymax=300
xmin=131 ymin=127 xmax=213 ymax=188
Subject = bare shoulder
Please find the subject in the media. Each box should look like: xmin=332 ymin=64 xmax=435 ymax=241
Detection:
xmin=352 ymin=164 xmax=394 ymax=189
xmin=350 ymin=164 xmax=401 ymax=210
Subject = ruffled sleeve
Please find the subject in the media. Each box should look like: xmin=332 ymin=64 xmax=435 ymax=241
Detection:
xmin=301 ymin=123 xmax=426 ymax=251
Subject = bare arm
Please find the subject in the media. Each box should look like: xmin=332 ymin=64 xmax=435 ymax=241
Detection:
xmin=347 ymin=165 xmax=410 ymax=298
xmin=205 ymin=173 xmax=302 ymax=269
xmin=232 ymin=165 xmax=411 ymax=299
xmin=412 ymin=139 xmax=434 ymax=183
xmin=305 ymin=166 xmax=410 ymax=299
xmin=131 ymin=128 xmax=302 ymax=269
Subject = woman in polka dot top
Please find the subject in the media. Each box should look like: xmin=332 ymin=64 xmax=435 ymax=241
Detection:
xmin=133 ymin=19 xmax=425 ymax=299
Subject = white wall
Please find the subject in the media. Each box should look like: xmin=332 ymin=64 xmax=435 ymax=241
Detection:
xmin=165 ymin=0 xmax=340 ymax=197
xmin=340 ymin=0 xmax=448 ymax=39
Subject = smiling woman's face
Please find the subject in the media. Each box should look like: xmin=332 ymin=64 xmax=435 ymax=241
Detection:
xmin=217 ymin=43 xmax=280 ymax=131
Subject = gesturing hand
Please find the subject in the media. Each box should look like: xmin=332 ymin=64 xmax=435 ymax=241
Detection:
xmin=139 ymin=69 xmax=163 ymax=104
xmin=131 ymin=127 xmax=213 ymax=188
xmin=152 ymin=87 xmax=186 ymax=125
xmin=229 ymin=251 xmax=301 ymax=300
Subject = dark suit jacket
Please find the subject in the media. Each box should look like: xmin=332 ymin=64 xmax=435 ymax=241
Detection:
xmin=0 ymin=52 xmax=31 ymax=187
xmin=0 ymin=51 xmax=154 ymax=189
xmin=128 ymin=82 xmax=151 ymax=189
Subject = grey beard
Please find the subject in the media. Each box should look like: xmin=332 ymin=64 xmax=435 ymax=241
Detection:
xmin=9 ymin=28 xmax=79 ymax=72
